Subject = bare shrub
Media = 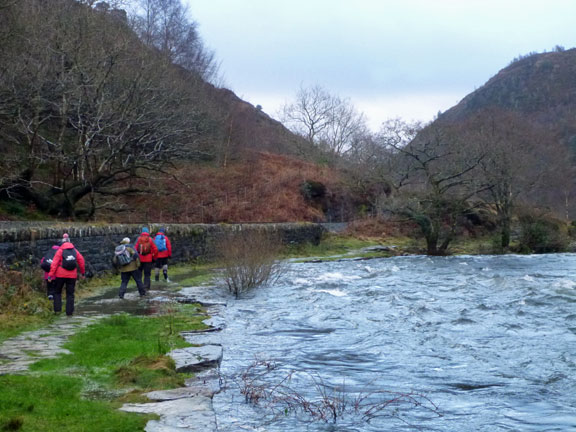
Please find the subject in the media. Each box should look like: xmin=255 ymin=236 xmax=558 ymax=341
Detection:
xmin=234 ymin=359 xmax=440 ymax=425
xmin=216 ymin=228 xmax=285 ymax=297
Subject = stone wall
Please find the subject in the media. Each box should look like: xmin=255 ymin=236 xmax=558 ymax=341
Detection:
xmin=0 ymin=222 xmax=325 ymax=273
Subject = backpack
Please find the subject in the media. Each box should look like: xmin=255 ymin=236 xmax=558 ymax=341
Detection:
xmin=61 ymin=248 xmax=78 ymax=271
xmin=114 ymin=245 xmax=132 ymax=266
xmin=40 ymin=248 xmax=57 ymax=272
xmin=154 ymin=234 xmax=167 ymax=252
xmin=138 ymin=236 xmax=152 ymax=256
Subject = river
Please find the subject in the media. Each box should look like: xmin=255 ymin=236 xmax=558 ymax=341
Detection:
xmin=210 ymin=253 xmax=576 ymax=431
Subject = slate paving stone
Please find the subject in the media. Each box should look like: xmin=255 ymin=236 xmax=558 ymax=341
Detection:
xmin=170 ymin=345 xmax=223 ymax=373
xmin=0 ymin=315 xmax=102 ymax=375
xmin=121 ymin=397 xmax=217 ymax=432
xmin=0 ymin=284 xmax=226 ymax=432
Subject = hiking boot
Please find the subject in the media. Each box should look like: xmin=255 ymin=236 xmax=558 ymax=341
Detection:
xmin=165 ymin=278 xmax=171 ymax=283
xmin=119 ymin=295 xmax=124 ymax=299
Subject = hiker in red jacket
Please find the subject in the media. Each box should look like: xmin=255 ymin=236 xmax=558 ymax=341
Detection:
xmin=48 ymin=233 xmax=86 ymax=316
xmin=153 ymin=227 xmax=172 ymax=283
xmin=135 ymin=227 xmax=158 ymax=292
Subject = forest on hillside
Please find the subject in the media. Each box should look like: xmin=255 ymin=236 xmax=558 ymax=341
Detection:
xmin=1 ymin=0 xmax=576 ymax=255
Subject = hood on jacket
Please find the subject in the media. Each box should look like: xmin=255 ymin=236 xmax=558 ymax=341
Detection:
xmin=139 ymin=232 xmax=151 ymax=238
xmin=60 ymin=242 xmax=75 ymax=250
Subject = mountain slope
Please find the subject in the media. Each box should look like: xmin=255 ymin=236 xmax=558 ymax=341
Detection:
xmin=439 ymin=48 xmax=576 ymax=148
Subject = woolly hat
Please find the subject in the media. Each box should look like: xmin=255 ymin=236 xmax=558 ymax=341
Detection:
xmin=158 ymin=227 xmax=165 ymax=233
xmin=142 ymin=227 xmax=149 ymax=234
xmin=121 ymin=237 xmax=130 ymax=244
xmin=61 ymin=233 xmax=70 ymax=243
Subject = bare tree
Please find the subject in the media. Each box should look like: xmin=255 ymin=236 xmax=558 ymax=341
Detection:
xmin=466 ymin=108 xmax=575 ymax=249
xmin=130 ymin=0 xmax=219 ymax=82
xmin=384 ymin=122 xmax=489 ymax=255
xmin=0 ymin=0 xmax=214 ymax=218
xmin=339 ymin=119 xmax=421 ymax=215
xmin=280 ymin=84 xmax=367 ymax=157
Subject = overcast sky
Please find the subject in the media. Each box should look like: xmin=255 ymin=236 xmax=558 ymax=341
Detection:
xmin=185 ymin=0 xmax=576 ymax=131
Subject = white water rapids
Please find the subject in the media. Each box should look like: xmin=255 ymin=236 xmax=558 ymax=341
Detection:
xmin=210 ymin=253 xmax=576 ymax=431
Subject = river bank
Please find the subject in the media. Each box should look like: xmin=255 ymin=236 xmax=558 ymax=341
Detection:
xmin=0 ymin=232 xmax=397 ymax=430
xmin=0 ymin=269 xmax=227 ymax=431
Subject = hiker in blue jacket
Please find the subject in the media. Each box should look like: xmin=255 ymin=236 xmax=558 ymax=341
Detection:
xmin=153 ymin=228 xmax=172 ymax=283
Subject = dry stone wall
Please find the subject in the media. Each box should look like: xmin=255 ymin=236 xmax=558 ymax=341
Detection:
xmin=0 ymin=222 xmax=324 ymax=273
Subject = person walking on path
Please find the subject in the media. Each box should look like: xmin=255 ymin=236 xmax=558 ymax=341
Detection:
xmin=114 ymin=237 xmax=146 ymax=299
xmin=40 ymin=243 xmax=61 ymax=300
xmin=48 ymin=233 xmax=85 ymax=316
xmin=154 ymin=227 xmax=172 ymax=283
xmin=135 ymin=227 xmax=158 ymax=292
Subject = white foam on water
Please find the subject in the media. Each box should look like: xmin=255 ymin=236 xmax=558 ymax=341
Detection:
xmin=316 ymin=272 xmax=361 ymax=282
xmin=556 ymin=279 xmax=576 ymax=289
xmin=293 ymin=277 xmax=312 ymax=286
xmin=310 ymin=289 xmax=348 ymax=297
xmin=521 ymin=275 xmax=534 ymax=281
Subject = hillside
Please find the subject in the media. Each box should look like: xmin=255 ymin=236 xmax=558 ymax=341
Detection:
xmin=439 ymin=48 xmax=576 ymax=149
xmin=112 ymin=152 xmax=351 ymax=224
xmin=0 ymin=0 xmax=324 ymax=222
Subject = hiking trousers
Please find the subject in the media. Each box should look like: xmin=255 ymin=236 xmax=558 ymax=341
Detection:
xmin=119 ymin=269 xmax=145 ymax=297
xmin=53 ymin=277 xmax=76 ymax=316
xmin=139 ymin=261 xmax=154 ymax=291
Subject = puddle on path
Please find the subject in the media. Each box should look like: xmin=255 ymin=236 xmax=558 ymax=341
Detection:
xmin=75 ymin=269 xmax=217 ymax=317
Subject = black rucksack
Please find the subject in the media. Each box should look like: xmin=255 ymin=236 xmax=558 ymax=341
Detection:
xmin=61 ymin=248 xmax=78 ymax=270
xmin=40 ymin=248 xmax=57 ymax=272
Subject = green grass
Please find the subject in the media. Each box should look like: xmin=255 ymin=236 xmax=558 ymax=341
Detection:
xmin=31 ymin=309 xmax=206 ymax=381
xmin=0 ymin=305 xmax=208 ymax=431
xmin=0 ymin=375 xmax=153 ymax=431
xmin=283 ymin=233 xmax=406 ymax=261
xmin=0 ymin=314 xmax=56 ymax=345
xmin=167 ymin=262 xmax=217 ymax=287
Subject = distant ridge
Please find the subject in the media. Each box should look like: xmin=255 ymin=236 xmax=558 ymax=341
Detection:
xmin=437 ymin=48 xmax=576 ymax=148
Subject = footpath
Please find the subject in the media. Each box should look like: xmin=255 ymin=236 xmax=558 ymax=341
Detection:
xmin=0 ymin=284 xmax=228 ymax=432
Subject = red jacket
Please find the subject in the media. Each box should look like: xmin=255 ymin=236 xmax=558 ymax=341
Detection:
xmin=49 ymin=242 xmax=85 ymax=279
xmin=153 ymin=232 xmax=172 ymax=258
xmin=135 ymin=233 xmax=158 ymax=263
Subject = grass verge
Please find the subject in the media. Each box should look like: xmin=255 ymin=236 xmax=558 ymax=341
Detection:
xmin=0 ymin=375 xmax=152 ymax=432
xmin=0 ymin=304 xmax=208 ymax=431
xmin=284 ymin=232 xmax=418 ymax=262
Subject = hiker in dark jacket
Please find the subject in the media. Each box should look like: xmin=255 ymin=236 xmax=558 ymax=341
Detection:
xmin=135 ymin=227 xmax=158 ymax=292
xmin=41 ymin=243 xmax=61 ymax=300
xmin=154 ymin=227 xmax=172 ymax=283
xmin=114 ymin=237 xmax=146 ymax=299
xmin=48 ymin=233 xmax=86 ymax=316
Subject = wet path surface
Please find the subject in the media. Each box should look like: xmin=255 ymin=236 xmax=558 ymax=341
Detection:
xmin=0 ymin=315 xmax=104 ymax=375
xmin=0 ymin=276 xmax=228 ymax=432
